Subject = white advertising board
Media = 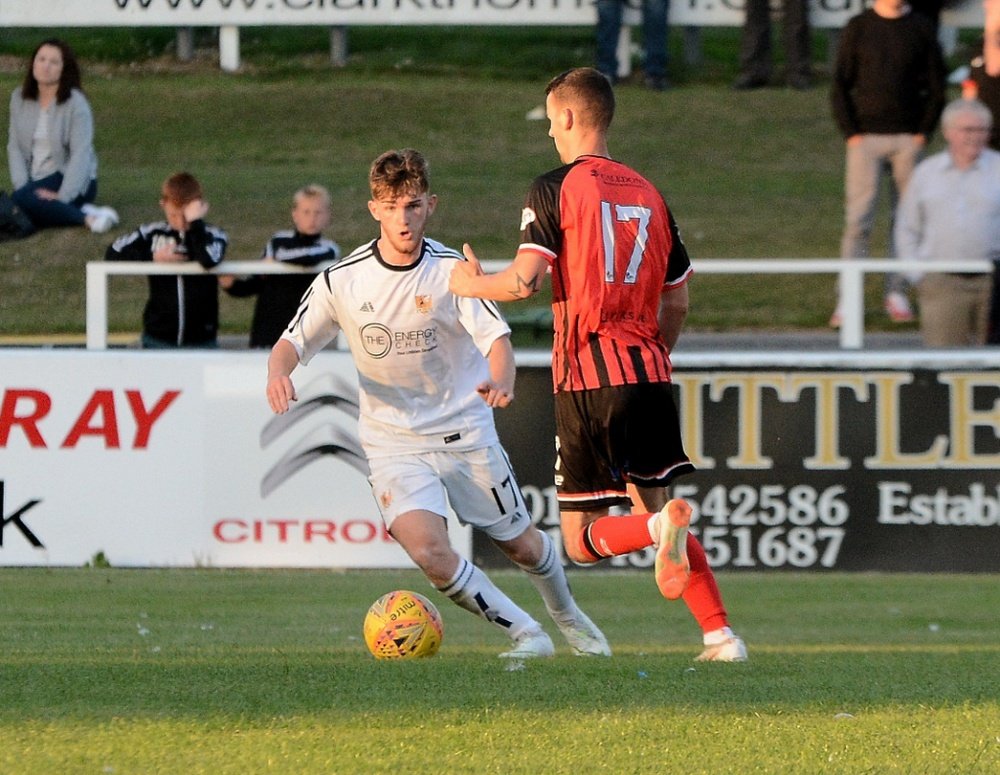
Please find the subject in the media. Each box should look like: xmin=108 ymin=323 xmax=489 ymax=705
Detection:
xmin=0 ymin=349 xmax=470 ymax=568
xmin=0 ymin=0 xmax=985 ymax=30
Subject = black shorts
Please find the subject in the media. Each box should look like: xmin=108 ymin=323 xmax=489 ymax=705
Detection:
xmin=553 ymin=382 xmax=695 ymax=512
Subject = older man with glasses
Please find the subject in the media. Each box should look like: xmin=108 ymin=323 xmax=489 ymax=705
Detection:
xmin=895 ymin=98 xmax=1000 ymax=346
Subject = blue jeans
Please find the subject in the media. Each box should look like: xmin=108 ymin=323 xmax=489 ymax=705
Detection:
xmin=596 ymin=0 xmax=669 ymax=80
xmin=12 ymin=172 xmax=96 ymax=229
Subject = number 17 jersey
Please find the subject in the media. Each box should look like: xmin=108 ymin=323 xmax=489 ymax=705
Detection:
xmin=518 ymin=155 xmax=692 ymax=393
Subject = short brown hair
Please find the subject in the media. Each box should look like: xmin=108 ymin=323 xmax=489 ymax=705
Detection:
xmin=161 ymin=172 xmax=203 ymax=206
xmin=545 ymin=67 xmax=615 ymax=133
xmin=369 ymin=149 xmax=429 ymax=201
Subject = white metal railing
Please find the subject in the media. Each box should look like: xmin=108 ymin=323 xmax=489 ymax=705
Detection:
xmin=85 ymin=258 xmax=994 ymax=351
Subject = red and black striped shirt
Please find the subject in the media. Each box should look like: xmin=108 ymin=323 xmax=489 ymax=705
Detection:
xmin=518 ymin=155 xmax=692 ymax=393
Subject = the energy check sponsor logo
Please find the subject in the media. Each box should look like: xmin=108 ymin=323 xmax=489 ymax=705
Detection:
xmin=361 ymin=322 xmax=437 ymax=358
xmin=360 ymin=323 xmax=392 ymax=359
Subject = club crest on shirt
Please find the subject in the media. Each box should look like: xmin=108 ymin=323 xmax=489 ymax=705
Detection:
xmin=520 ymin=207 xmax=537 ymax=231
xmin=380 ymin=490 xmax=392 ymax=510
xmin=415 ymin=295 xmax=432 ymax=314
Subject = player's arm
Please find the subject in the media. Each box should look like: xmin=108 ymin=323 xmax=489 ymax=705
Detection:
xmin=478 ymin=334 xmax=516 ymax=409
xmin=986 ymin=0 xmax=1000 ymax=76
xmin=658 ymin=281 xmax=689 ymax=352
xmin=266 ymin=338 xmax=301 ymax=414
xmin=449 ymin=243 xmax=549 ymax=301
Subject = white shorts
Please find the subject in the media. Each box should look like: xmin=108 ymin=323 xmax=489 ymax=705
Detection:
xmin=368 ymin=444 xmax=532 ymax=542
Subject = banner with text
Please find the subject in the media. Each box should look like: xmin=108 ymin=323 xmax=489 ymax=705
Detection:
xmin=0 ymin=0 xmax=985 ymax=30
xmin=1 ymin=349 xmax=997 ymax=571
xmin=484 ymin=361 xmax=1000 ymax=573
xmin=0 ymin=349 xmax=470 ymax=568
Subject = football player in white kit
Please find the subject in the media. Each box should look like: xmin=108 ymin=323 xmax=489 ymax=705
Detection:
xmin=266 ymin=149 xmax=609 ymax=659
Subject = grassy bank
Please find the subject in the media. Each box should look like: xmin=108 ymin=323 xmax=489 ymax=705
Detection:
xmin=0 ymin=27 xmax=974 ymax=338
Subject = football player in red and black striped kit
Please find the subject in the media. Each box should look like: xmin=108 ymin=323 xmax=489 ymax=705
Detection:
xmin=450 ymin=67 xmax=747 ymax=661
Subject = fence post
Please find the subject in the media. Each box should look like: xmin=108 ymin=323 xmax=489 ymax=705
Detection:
xmin=839 ymin=264 xmax=865 ymax=349
xmin=330 ymin=26 xmax=349 ymax=67
xmin=219 ymin=25 xmax=240 ymax=71
xmin=176 ymin=27 xmax=194 ymax=62
xmin=86 ymin=264 xmax=108 ymax=351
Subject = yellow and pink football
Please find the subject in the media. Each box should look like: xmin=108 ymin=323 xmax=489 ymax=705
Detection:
xmin=363 ymin=590 xmax=444 ymax=659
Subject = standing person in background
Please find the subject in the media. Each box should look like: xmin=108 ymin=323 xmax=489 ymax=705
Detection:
xmin=894 ymin=98 xmax=1000 ymax=347
xmin=963 ymin=0 xmax=1000 ymax=152
xmin=222 ymin=184 xmax=341 ymax=348
xmin=733 ymin=0 xmax=813 ymax=90
xmin=595 ymin=0 xmax=670 ymax=90
xmin=7 ymin=39 xmax=118 ymax=234
xmin=829 ymin=0 xmax=946 ymax=328
xmin=267 ymin=149 xmax=610 ymax=660
xmin=450 ymin=68 xmax=747 ymax=662
xmin=105 ymin=172 xmax=228 ymax=349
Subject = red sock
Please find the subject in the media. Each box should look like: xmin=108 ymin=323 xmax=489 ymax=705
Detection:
xmin=576 ymin=513 xmax=654 ymax=562
xmin=681 ymin=533 xmax=729 ymax=633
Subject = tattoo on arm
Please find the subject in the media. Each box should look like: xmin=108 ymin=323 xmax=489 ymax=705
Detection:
xmin=510 ymin=271 xmax=542 ymax=298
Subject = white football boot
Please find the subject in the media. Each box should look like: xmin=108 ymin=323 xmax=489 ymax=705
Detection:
xmin=556 ymin=608 xmax=612 ymax=657
xmin=499 ymin=627 xmax=555 ymax=659
xmin=695 ymin=628 xmax=749 ymax=662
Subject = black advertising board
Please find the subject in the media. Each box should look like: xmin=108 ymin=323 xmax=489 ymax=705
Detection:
xmin=482 ymin=355 xmax=1000 ymax=573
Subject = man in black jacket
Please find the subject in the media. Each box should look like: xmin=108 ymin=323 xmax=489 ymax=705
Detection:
xmin=105 ymin=172 xmax=228 ymax=348
xmin=829 ymin=0 xmax=946 ymax=327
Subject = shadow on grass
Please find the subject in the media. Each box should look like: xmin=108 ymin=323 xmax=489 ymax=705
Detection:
xmin=3 ymin=646 xmax=998 ymax=720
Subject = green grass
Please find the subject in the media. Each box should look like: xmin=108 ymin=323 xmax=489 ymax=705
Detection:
xmin=0 ymin=27 xmax=980 ymax=339
xmin=0 ymin=568 xmax=997 ymax=774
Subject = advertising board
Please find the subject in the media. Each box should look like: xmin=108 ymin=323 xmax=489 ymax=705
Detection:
xmin=2 ymin=349 xmax=997 ymax=571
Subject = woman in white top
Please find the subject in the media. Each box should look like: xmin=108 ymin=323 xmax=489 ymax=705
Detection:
xmin=7 ymin=39 xmax=118 ymax=233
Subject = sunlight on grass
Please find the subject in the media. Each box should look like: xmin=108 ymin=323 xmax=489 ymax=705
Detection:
xmin=0 ymin=570 xmax=997 ymax=773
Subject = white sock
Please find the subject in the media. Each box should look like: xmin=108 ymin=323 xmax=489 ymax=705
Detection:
xmin=81 ymin=203 xmax=99 ymax=216
xmin=647 ymin=513 xmax=660 ymax=545
xmin=703 ymin=626 xmax=735 ymax=646
xmin=514 ymin=530 xmax=577 ymax=626
xmin=435 ymin=557 xmax=538 ymax=639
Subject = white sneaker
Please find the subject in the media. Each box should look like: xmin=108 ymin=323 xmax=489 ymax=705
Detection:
xmin=100 ymin=206 xmax=120 ymax=227
xmin=87 ymin=206 xmax=119 ymax=234
xmin=884 ymin=291 xmax=914 ymax=323
xmin=654 ymin=499 xmax=691 ymax=600
xmin=498 ymin=627 xmax=555 ymax=659
xmin=695 ymin=636 xmax=748 ymax=662
xmin=556 ymin=608 xmax=611 ymax=657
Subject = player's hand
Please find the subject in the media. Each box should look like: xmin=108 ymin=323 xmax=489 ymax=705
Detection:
xmin=448 ymin=243 xmax=484 ymax=297
xmin=476 ymin=380 xmax=513 ymax=409
xmin=266 ymin=376 xmax=298 ymax=414
xmin=183 ymin=198 xmax=209 ymax=223
xmin=34 ymin=188 xmax=59 ymax=201
xmin=153 ymin=245 xmax=185 ymax=263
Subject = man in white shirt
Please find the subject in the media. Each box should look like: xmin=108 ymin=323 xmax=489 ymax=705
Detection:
xmin=266 ymin=149 xmax=609 ymax=659
xmin=895 ymin=98 xmax=1000 ymax=345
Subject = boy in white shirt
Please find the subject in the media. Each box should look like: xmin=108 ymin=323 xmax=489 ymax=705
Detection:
xmin=266 ymin=149 xmax=608 ymax=659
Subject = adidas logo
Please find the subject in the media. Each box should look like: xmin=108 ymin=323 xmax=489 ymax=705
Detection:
xmin=360 ymin=301 xmax=374 ymax=312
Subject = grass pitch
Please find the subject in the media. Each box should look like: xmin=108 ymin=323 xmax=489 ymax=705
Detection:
xmin=1 ymin=568 xmax=997 ymax=774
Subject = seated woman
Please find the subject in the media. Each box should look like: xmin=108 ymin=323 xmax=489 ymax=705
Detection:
xmin=7 ymin=38 xmax=118 ymax=234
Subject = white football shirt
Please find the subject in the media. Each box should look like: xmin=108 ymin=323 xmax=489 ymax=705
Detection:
xmin=281 ymin=237 xmax=512 ymax=457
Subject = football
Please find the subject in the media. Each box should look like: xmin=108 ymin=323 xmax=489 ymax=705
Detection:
xmin=363 ymin=589 xmax=444 ymax=659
